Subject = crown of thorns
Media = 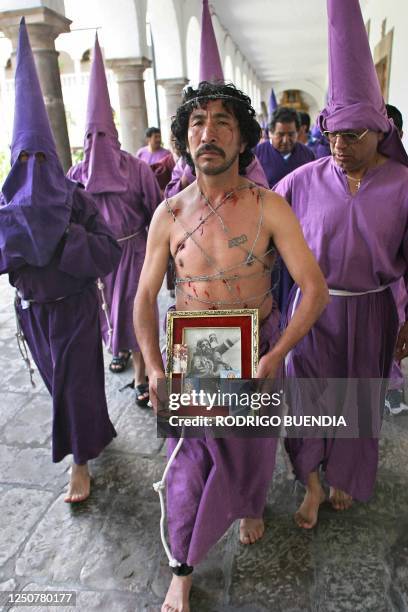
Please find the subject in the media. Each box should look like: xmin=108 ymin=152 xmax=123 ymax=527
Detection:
xmin=179 ymin=94 xmax=253 ymax=109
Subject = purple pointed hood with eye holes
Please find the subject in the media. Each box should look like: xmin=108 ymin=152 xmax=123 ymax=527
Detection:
xmin=0 ymin=17 xmax=74 ymax=271
xmin=318 ymin=0 xmax=408 ymax=166
xmin=79 ymin=33 xmax=128 ymax=194
xmin=199 ymin=0 xmax=224 ymax=83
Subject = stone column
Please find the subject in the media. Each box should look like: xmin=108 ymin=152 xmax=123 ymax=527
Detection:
xmin=0 ymin=7 xmax=72 ymax=171
xmin=108 ymin=57 xmax=151 ymax=154
xmin=157 ymin=77 xmax=188 ymax=142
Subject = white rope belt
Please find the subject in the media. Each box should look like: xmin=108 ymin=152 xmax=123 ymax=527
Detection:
xmin=117 ymin=230 xmax=142 ymax=243
xmin=328 ymin=285 xmax=388 ymax=297
xmin=291 ymin=284 xmax=389 ymax=319
xmin=285 ymin=284 xmax=388 ymax=368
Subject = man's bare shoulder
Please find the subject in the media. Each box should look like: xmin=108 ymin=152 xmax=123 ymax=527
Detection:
xmin=148 ymin=199 xmax=174 ymax=237
xmin=259 ymin=188 xmax=300 ymax=236
xmin=165 ymin=181 xmax=198 ymax=212
xmin=260 ymin=187 xmax=292 ymax=213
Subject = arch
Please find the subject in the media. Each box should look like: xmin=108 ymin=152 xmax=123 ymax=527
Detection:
xmin=186 ymin=15 xmax=200 ymax=86
xmin=274 ymin=79 xmax=325 ymax=122
xmin=58 ymin=50 xmax=75 ymax=74
xmin=148 ymin=0 xmax=184 ymax=79
xmin=224 ymin=55 xmax=234 ymax=83
xmin=248 ymin=78 xmax=254 ymax=104
xmin=234 ymin=64 xmax=242 ymax=89
xmin=242 ymin=72 xmax=248 ymax=96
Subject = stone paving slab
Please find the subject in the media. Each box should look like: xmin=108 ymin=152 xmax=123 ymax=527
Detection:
xmin=0 ymin=487 xmax=54 ymax=567
xmin=15 ymin=489 xmax=113 ymax=583
xmin=2 ymin=274 xmax=408 ymax=611
xmin=313 ymin=520 xmax=392 ymax=612
xmin=230 ymin=513 xmax=315 ymax=612
xmin=2 ymin=395 xmax=52 ymax=447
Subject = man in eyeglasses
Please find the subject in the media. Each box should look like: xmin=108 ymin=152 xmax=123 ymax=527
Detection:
xmin=254 ymin=106 xmax=315 ymax=189
xmin=274 ymin=0 xmax=408 ymax=529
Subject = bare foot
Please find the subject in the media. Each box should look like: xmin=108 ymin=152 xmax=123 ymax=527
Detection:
xmin=161 ymin=574 xmax=192 ymax=612
xmin=64 ymin=463 xmax=90 ymax=503
xmin=294 ymin=471 xmax=325 ymax=529
xmin=239 ymin=518 xmax=264 ymax=544
xmin=329 ymin=487 xmax=353 ymax=511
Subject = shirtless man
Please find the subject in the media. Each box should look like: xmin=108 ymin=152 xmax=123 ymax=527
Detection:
xmin=134 ymin=81 xmax=329 ymax=612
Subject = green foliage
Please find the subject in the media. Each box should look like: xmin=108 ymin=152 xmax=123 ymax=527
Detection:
xmin=71 ymin=148 xmax=84 ymax=165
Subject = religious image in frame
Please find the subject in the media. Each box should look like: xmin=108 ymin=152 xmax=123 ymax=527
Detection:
xmin=165 ymin=309 xmax=259 ymax=405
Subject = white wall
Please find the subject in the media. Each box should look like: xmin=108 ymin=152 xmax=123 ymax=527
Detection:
xmin=0 ymin=0 xmax=64 ymax=11
xmin=64 ymin=0 xmax=149 ymax=59
xmin=362 ymin=0 xmax=408 ymax=149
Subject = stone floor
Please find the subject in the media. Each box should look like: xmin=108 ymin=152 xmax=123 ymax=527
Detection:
xmin=1 ymin=274 xmax=408 ymax=612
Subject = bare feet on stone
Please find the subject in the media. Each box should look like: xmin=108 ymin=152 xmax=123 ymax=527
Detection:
xmin=64 ymin=462 xmax=90 ymax=503
xmin=295 ymin=471 xmax=325 ymax=529
xmin=329 ymin=487 xmax=353 ymax=510
xmin=239 ymin=517 xmax=265 ymax=544
xmin=162 ymin=574 xmax=192 ymax=612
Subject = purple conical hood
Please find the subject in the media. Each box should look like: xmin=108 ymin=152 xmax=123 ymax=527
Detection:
xmin=319 ymin=0 xmax=408 ymax=166
xmin=86 ymin=34 xmax=117 ymax=138
xmin=199 ymin=0 xmax=224 ymax=83
xmin=268 ymin=89 xmax=278 ymax=120
xmin=80 ymin=34 xmax=128 ymax=193
xmin=11 ymin=17 xmax=58 ymax=163
xmin=0 ymin=18 xmax=74 ymax=270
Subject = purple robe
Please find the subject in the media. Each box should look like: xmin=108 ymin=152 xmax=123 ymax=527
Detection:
xmin=166 ymin=307 xmax=280 ymax=566
xmin=164 ymin=155 xmax=269 ymax=199
xmin=389 ymin=279 xmax=407 ymax=390
xmin=275 ymin=156 xmax=408 ymax=500
xmin=135 ymin=146 xmax=171 ymax=166
xmin=308 ymin=136 xmax=331 ymax=159
xmin=5 ymin=186 xmax=122 ymax=463
xmin=254 ymin=141 xmax=315 ymax=189
xmin=254 ymin=141 xmax=314 ymax=313
xmin=68 ymin=153 xmax=162 ymax=354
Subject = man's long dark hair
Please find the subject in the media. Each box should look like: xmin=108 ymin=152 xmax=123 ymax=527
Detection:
xmin=171 ymin=81 xmax=261 ymax=175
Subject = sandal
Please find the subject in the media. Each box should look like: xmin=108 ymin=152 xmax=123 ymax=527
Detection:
xmin=119 ymin=379 xmax=150 ymax=408
xmin=135 ymin=382 xmax=150 ymax=408
xmin=109 ymin=350 xmax=131 ymax=374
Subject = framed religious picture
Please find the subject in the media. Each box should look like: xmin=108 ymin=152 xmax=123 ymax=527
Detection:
xmin=164 ymin=309 xmax=259 ymax=417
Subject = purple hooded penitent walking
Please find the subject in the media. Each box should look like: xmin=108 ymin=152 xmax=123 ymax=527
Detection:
xmin=68 ymin=35 xmax=162 ymax=357
xmin=0 ymin=19 xmax=122 ymax=463
xmin=274 ymin=0 xmax=408 ymax=501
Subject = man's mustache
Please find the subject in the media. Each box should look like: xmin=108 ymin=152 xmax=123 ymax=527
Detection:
xmin=195 ymin=144 xmax=226 ymax=158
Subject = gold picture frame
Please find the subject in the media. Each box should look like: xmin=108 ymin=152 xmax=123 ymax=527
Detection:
xmin=165 ymin=309 xmax=259 ymax=386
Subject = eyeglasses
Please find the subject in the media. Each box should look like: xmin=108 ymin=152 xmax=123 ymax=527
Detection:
xmin=323 ymin=129 xmax=369 ymax=144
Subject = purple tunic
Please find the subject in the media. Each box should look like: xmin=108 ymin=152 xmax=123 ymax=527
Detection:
xmin=68 ymin=153 xmax=162 ymax=354
xmin=6 ymin=187 xmax=122 ymax=463
xmin=166 ymin=307 xmax=280 ymax=566
xmin=389 ymin=279 xmax=407 ymax=390
xmin=308 ymin=137 xmax=331 ymax=159
xmin=135 ymin=146 xmax=171 ymax=166
xmin=164 ymin=155 xmax=269 ymax=198
xmin=275 ymin=156 xmax=408 ymax=500
xmin=254 ymin=141 xmax=315 ymax=189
